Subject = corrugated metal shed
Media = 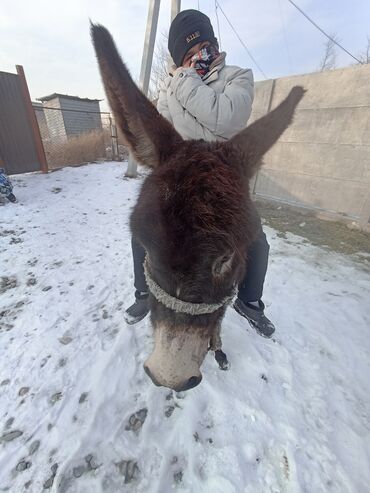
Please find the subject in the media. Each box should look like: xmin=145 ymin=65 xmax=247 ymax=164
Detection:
xmin=37 ymin=93 xmax=103 ymax=140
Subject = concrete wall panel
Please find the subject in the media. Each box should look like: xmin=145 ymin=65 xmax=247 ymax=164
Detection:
xmin=250 ymin=63 xmax=370 ymax=227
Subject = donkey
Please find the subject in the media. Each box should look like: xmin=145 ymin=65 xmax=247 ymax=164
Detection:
xmin=91 ymin=24 xmax=304 ymax=392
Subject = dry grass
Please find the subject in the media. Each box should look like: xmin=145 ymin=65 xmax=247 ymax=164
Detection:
xmin=255 ymin=197 xmax=370 ymax=268
xmin=44 ymin=130 xmax=107 ymax=169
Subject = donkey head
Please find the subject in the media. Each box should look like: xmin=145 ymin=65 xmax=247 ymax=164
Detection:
xmin=91 ymin=24 xmax=305 ymax=391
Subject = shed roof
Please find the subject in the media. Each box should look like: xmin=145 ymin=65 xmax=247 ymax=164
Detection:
xmin=37 ymin=93 xmax=102 ymax=103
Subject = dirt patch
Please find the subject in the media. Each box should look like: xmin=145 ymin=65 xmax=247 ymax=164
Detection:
xmin=255 ymin=198 xmax=370 ymax=267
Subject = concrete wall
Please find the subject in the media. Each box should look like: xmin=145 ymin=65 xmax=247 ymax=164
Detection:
xmin=250 ymin=64 xmax=370 ymax=229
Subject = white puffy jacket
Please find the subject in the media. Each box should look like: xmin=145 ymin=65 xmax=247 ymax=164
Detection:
xmin=156 ymin=59 xmax=254 ymax=142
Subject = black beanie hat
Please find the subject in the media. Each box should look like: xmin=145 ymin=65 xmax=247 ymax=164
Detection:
xmin=168 ymin=9 xmax=217 ymax=67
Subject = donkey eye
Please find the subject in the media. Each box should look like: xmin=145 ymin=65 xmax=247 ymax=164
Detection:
xmin=212 ymin=252 xmax=235 ymax=278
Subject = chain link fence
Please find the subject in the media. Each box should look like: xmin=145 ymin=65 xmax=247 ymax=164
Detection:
xmin=33 ymin=104 xmax=128 ymax=170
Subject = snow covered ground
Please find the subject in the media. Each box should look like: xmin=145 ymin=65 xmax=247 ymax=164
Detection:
xmin=1 ymin=162 xmax=369 ymax=493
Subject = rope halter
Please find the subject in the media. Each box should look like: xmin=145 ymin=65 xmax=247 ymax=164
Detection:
xmin=143 ymin=258 xmax=238 ymax=316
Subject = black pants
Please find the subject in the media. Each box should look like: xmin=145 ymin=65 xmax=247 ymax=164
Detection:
xmin=131 ymin=223 xmax=269 ymax=303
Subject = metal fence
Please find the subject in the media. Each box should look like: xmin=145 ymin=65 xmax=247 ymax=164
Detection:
xmin=0 ymin=67 xmax=47 ymax=175
xmin=33 ymin=105 xmax=128 ymax=170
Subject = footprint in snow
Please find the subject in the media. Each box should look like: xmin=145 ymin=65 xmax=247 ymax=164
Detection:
xmin=0 ymin=229 xmax=16 ymax=237
xmin=58 ymin=335 xmax=73 ymax=345
xmin=193 ymin=431 xmax=214 ymax=445
xmin=170 ymin=455 xmax=188 ymax=486
xmin=26 ymin=276 xmax=37 ymax=286
xmin=164 ymin=391 xmax=184 ymax=417
xmin=57 ymin=357 xmax=67 ymax=368
xmin=5 ymin=417 xmax=14 ymax=429
xmin=0 ymin=430 xmax=23 ymax=443
xmin=29 ymin=440 xmax=40 ymax=455
xmin=165 ymin=405 xmax=176 ymax=418
xmin=50 ymin=392 xmax=63 ymax=405
xmin=10 ymin=237 xmax=23 ymax=244
xmin=281 ymin=454 xmax=290 ymax=480
xmin=51 ymin=260 xmax=63 ymax=268
xmin=43 ymin=463 xmax=58 ymax=489
xmin=72 ymin=454 xmax=100 ymax=478
xmin=0 ymin=276 xmax=18 ymax=294
xmin=18 ymin=387 xmax=30 ymax=396
xmin=16 ymin=459 xmax=32 ymax=472
xmin=173 ymin=470 xmax=183 ymax=484
xmin=125 ymin=408 xmax=148 ymax=433
xmin=79 ymin=392 xmax=89 ymax=404
xmin=114 ymin=459 xmax=140 ymax=484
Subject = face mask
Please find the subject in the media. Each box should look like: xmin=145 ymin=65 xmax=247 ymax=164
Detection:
xmin=190 ymin=45 xmax=219 ymax=76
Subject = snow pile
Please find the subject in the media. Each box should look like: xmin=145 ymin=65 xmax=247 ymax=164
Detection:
xmin=1 ymin=162 xmax=369 ymax=492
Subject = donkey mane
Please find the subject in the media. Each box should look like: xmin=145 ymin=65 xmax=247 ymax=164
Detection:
xmin=155 ymin=143 xmax=252 ymax=256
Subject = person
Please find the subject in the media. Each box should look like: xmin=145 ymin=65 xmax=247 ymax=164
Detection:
xmin=0 ymin=167 xmax=16 ymax=203
xmin=125 ymin=9 xmax=275 ymax=338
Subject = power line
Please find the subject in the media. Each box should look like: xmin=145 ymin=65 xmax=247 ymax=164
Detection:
xmin=214 ymin=0 xmax=222 ymax=50
xmin=287 ymin=0 xmax=363 ymax=64
xmin=278 ymin=0 xmax=293 ymax=71
xmin=215 ymin=1 xmax=268 ymax=79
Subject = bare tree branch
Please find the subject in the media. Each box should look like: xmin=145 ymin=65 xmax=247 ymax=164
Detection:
xmin=357 ymin=35 xmax=370 ymax=64
xmin=149 ymin=31 xmax=170 ymax=101
xmin=318 ymin=33 xmax=338 ymax=71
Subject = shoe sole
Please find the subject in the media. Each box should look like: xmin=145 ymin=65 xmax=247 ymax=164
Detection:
xmin=233 ymin=303 xmax=274 ymax=339
xmin=124 ymin=312 xmax=149 ymax=325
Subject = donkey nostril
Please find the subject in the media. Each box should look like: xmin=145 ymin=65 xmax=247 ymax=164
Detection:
xmin=144 ymin=365 xmax=202 ymax=391
xmin=184 ymin=375 xmax=202 ymax=390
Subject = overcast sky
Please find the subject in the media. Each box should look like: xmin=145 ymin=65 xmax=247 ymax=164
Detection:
xmin=1 ymin=0 xmax=369 ymax=111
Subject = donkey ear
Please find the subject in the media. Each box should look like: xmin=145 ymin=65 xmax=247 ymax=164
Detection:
xmin=225 ymin=86 xmax=305 ymax=178
xmin=91 ymin=23 xmax=183 ymax=168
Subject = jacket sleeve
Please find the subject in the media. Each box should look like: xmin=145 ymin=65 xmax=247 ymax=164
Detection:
xmin=171 ymin=67 xmax=254 ymax=139
xmin=156 ymin=80 xmax=173 ymax=124
xmin=156 ymin=77 xmax=216 ymax=140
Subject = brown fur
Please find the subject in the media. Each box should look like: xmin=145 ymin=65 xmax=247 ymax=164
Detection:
xmin=91 ymin=23 xmax=305 ymax=383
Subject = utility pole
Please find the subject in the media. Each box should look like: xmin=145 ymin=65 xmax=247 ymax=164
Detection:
xmin=125 ymin=0 xmax=181 ymax=178
xmin=171 ymin=0 xmax=181 ymax=21
xmin=139 ymin=0 xmax=161 ymax=96
xmin=125 ymin=0 xmax=161 ymax=177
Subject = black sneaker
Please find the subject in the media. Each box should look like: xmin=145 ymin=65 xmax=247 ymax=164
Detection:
xmin=234 ymin=299 xmax=275 ymax=338
xmin=124 ymin=296 xmax=149 ymax=325
xmin=7 ymin=193 xmax=16 ymax=203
